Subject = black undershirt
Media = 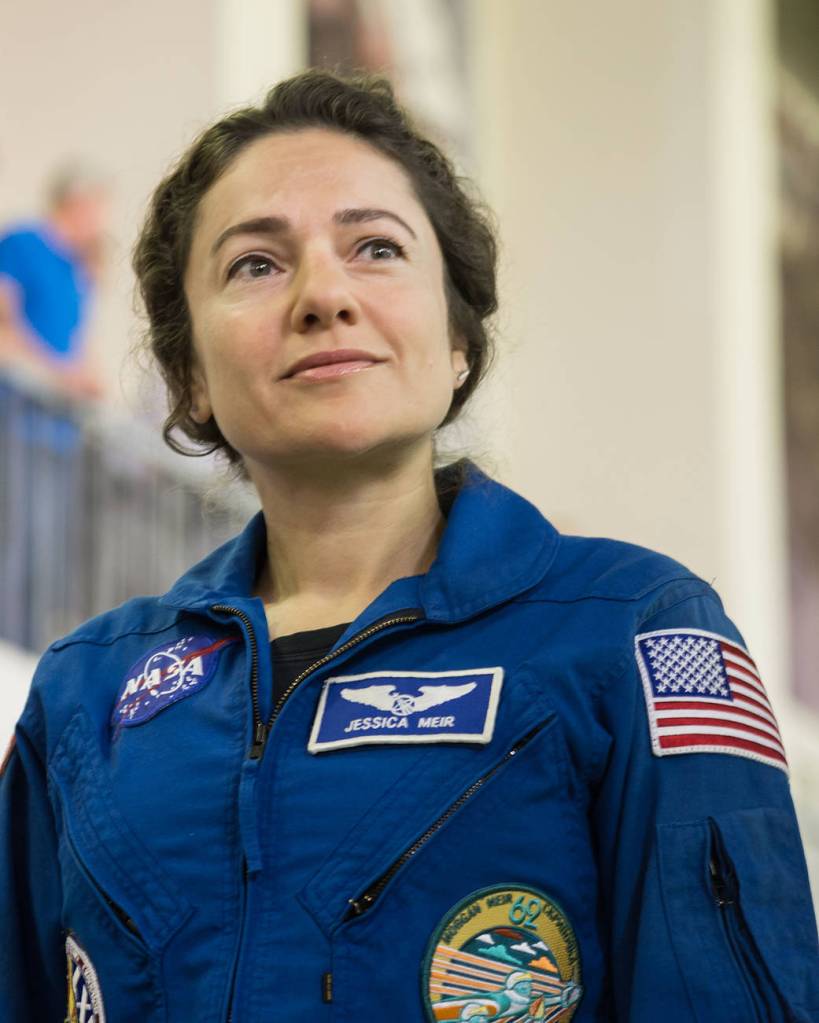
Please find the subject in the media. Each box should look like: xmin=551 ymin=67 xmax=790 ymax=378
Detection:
xmin=265 ymin=462 xmax=464 ymax=705
xmin=269 ymin=622 xmax=351 ymax=705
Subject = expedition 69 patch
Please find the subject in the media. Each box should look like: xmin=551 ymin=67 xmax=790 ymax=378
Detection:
xmin=422 ymin=884 xmax=583 ymax=1021
xmin=66 ymin=934 xmax=105 ymax=1023
xmin=111 ymin=634 xmax=234 ymax=734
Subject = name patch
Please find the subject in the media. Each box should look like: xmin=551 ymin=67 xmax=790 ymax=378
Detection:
xmin=308 ymin=667 xmax=504 ymax=753
xmin=111 ymin=634 xmax=232 ymax=734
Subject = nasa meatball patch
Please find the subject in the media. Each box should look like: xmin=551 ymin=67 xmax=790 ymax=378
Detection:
xmin=111 ymin=634 xmax=233 ymax=734
xmin=422 ymin=884 xmax=583 ymax=1021
xmin=65 ymin=934 xmax=106 ymax=1023
xmin=307 ymin=667 xmax=504 ymax=753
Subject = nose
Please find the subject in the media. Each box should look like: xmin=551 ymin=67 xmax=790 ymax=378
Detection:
xmin=290 ymin=251 xmax=361 ymax=333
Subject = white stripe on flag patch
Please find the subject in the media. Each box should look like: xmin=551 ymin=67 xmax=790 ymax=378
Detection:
xmin=726 ymin=665 xmax=767 ymax=695
xmin=634 ymin=627 xmax=788 ymax=774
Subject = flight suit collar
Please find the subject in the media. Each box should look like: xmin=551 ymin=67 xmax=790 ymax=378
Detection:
xmin=158 ymin=460 xmax=559 ymax=626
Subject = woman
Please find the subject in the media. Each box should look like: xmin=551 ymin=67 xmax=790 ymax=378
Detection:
xmin=2 ymin=70 xmax=817 ymax=1022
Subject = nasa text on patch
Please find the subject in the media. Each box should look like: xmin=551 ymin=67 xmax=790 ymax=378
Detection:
xmin=111 ymin=634 xmax=233 ymax=734
xmin=308 ymin=667 xmax=504 ymax=753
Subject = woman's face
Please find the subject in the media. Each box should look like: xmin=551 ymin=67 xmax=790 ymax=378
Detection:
xmin=183 ymin=128 xmax=467 ymax=476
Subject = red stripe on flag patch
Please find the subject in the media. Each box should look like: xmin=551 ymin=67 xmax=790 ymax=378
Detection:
xmin=657 ymin=715 xmax=782 ymax=745
xmin=659 ymin=732 xmax=787 ymax=765
xmin=635 ymin=627 xmax=788 ymax=774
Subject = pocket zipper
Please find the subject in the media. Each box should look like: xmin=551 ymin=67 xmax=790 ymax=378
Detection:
xmin=64 ymin=826 xmax=144 ymax=944
xmin=708 ymin=821 xmax=785 ymax=1021
xmin=343 ymin=718 xmax=554 ymax=923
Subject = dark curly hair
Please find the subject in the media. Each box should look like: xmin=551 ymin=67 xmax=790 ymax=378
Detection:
xmin=133 ymin=69 xmax=499 ymax=474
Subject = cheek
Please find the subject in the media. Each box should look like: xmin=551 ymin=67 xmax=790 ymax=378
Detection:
xmin=193 ymin=304 xmax=276 ymax=384
xmin=380 ymin=288 xmax=451 ymax=366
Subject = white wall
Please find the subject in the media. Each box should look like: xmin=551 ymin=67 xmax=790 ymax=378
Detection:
xmin=472 ymin=0 xmax=723 ymax=582
xmin=215 ymin=0 xmax=305 ymax=108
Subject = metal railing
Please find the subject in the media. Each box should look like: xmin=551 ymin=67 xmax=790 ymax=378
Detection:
xmin=0 ymin=367 xmax=257 ymax=655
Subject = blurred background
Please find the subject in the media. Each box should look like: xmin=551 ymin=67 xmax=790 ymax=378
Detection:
xmin=1 ymin=0 xmax=817 ymax=897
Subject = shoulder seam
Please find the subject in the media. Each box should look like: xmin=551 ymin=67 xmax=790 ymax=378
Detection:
xmin=513 ymin=571 xmax=702 ymax=606
xmin=50 ymin=616 xmax=183 ymax=653
xmin=636 ymin=585 xmax=721 ymax=633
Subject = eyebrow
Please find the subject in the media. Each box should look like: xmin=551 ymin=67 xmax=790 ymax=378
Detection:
xmin=210 ymin=207 xmax=417 ymax=256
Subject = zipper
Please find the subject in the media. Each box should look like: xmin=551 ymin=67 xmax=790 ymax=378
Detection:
xmin=104 ymin=895 xmax=142 ymax=940
xmin=212 ymin=605 xmax=263 ymax=758
xmin=224 ymin=861 xmax=248 ymax=1023
xmin=708 ymin=821 xmax=785 ymax=1021
xmin=343 ymin=718 xmax=553 ymax=922
xmin=213 ymin=603 xmax=423 ymax=1020
xmin=65 ymin=827 xmax=144 ymax=944
xmin=211 ymin=604 xmax=423 ymax=761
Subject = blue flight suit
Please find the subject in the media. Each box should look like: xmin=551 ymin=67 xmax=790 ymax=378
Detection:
xmin=1 ymin=461 xmax=818 ymax=1021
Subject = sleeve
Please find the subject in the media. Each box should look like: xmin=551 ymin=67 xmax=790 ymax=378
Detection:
xmin=0 ymin=234 xmax=30 ymax=333
xmin=592 ymin=583 xmax=819 ymax=1023
xmin=0 ymin=708 xmax=66 ymax=1017
xmin=0 ymin=233 xmax=27 ymax=288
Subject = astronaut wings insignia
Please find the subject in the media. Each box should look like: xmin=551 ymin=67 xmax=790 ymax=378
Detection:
xmin=339 ymin=682 xmax=477 ymax=717
xmin=308 ymin=669 xmax=504 ymax=752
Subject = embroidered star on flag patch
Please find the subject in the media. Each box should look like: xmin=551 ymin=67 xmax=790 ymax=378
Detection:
xmin=635 ymin=627 xmax=787 ymax=774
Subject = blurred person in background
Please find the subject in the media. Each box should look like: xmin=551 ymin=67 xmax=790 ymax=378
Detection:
xmin=0 ymin=163 xmax=108 ymax=400
xmin=0 ymin=71 xmax=817 ymax=1022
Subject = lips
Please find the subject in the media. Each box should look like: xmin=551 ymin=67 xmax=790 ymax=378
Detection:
xmin=289 ymin=361 xmax=376 ymax=381
xmin=283 ymin=348 xmax=383 ymax=379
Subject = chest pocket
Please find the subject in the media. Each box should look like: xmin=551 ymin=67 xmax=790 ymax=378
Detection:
xmin=49 ymin=711 xmax=194 ymax=1019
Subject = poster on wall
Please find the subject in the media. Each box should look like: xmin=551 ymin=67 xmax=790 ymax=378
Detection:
xmin=778 ymin=68 xmax=819 ymax=713
xmin=306 ymin=0 xmax=474 ymax=166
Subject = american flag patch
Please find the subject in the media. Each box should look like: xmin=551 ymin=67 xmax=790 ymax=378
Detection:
xmin=635 ymin=627 xmax=787 ymax=774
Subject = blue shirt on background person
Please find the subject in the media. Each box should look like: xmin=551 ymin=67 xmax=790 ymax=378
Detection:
xmin=0 ymin=164 xmax=108 ymax=400
xmin=0 ymin=222 xmax=91 ymax=361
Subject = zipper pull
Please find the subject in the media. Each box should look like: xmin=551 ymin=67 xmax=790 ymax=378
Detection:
xmin=709 ymin=855 xmax=737 ymax=907
xmin=249 ymin=721 xmax=269 ymax=760
xmin=105 ymin=895 xmax=142 ymax=938
xmin=346 ymin=892 xmax=376 ymax=918
xmin=708 ymin=820 xmax=739 ymax=908
xmin=322 ymin=972 xmax=333 ymax=1003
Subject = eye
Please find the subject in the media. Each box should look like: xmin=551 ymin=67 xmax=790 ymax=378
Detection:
xmin=356 ymin=237 xmax=406 ymax=261
xmin=226 ymin=253 xmax=278 ymax=281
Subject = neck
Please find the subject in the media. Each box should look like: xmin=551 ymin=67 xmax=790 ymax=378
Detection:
xmin=249 ymin=444 xmax=445 ymax=631
xmin=47 ymin=211 xmax=77 ymax=252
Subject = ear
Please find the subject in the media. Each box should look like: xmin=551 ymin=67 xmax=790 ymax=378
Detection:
xmin=189 ymin=358 xmax=213 ymax=424
xmin=450 ymin=337 xmax=469 ymax=387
